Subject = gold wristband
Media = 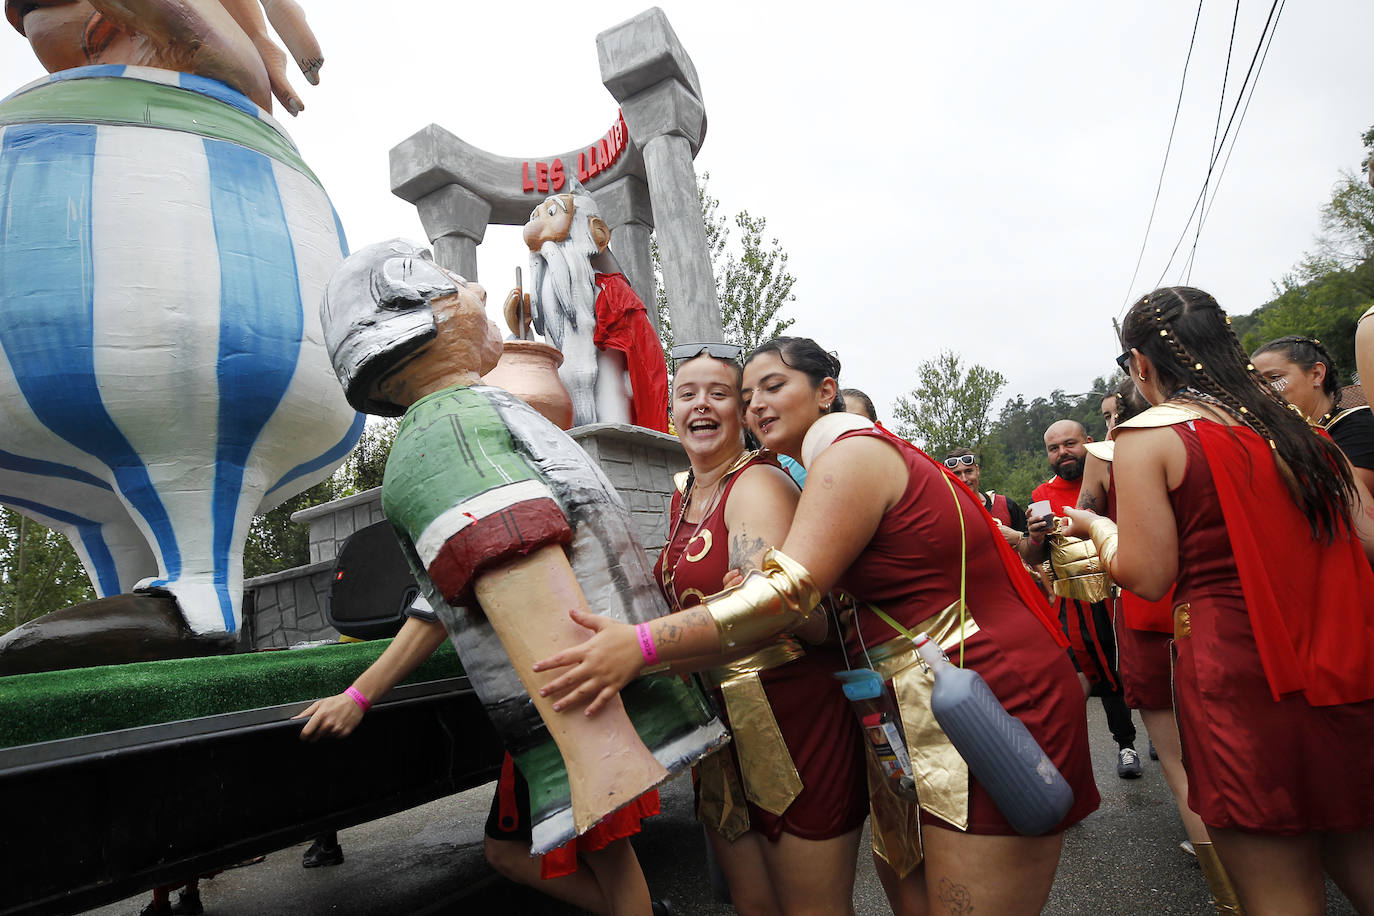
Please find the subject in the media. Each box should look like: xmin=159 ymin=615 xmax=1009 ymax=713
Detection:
xmin=705 ymin=548 xmax=821 ymax=652
xmin=1088 ymin=517 xmax=1119 ymax=575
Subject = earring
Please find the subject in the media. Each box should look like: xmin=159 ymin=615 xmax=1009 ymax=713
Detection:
xmin=1137 ymin=372 xmax=1147 ymax=382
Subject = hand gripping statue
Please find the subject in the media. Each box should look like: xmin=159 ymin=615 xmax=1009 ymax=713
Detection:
xmin=320 ymin=240 xmax=725 ymax=852
xmin=0 ymin=0 xmax=361 ymax=654
xmin=505 ymin=180 xmax=668 ymax=431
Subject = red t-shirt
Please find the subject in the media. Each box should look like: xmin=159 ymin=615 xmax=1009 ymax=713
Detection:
xmin=1031 ymin=474 xmax=1081 ymax=516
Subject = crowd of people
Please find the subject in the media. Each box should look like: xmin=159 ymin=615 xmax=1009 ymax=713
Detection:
xmin=299 ymin=286 xmax=1374 ymax=916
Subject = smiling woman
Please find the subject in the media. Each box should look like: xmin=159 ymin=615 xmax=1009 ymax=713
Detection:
xmin=537 ymin=345 xmax=869 ymax=916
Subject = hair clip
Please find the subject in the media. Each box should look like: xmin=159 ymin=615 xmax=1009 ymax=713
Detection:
xmin=1246 ymin=363 xmax=1255 ymax=371
xmin=1239 ymin=406 xmax=1248 ymax=414
xmin=1194 ymin=362 xmax=1203 ymax=370
xmin=1160 ymin=329 xmax=1168 ymax=337
xmin=1225 ymin=316 xmax=1232 ymax=325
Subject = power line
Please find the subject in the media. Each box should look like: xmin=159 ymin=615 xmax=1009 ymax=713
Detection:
xmin=1118 ymin=0 xmax=1206 ymax=317
xmin=1150 ymin=0 xmax=1284 ymax=291
xmin=1182 ymin=0 xmax=1287 ymax=280
xmin=1185 ymin=0 xmax=1242 ymax=284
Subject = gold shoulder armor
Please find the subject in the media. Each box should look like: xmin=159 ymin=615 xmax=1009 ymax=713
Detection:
xmin=1084 ymin=441 xmax=1114 ymax=462
xmin=673 ymin=470 xmax=690 ymax=494
xmin=1116 ymin=403 xmax=1205 ymax=430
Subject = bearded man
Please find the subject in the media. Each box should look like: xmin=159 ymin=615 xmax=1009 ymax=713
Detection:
xmin=1023 ymin=419 xmax=1141 ymax=779
xmin=505 ymin=186 xmax=667 ymax=431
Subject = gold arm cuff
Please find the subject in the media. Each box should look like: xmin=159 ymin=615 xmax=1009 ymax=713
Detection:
xmin=705 ymin=548 xmax=821 ymax=652
xmin=1088 ymin=518 xmax=1119 ymax=576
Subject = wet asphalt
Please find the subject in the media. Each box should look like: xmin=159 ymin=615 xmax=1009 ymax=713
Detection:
xmin=85 ymin=702 xmax=1358 ymax=915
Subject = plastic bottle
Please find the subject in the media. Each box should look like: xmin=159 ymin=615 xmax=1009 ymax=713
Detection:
xmin=912 ymin=632 xmax=1075 ymax=835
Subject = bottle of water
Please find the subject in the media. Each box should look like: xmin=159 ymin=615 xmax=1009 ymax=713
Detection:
xmin=913 ymin=633 xmax=1075 ymax=835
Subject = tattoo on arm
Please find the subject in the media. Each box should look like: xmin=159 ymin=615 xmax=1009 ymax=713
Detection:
xmin=655 ymin=609 xmax=712 ymax=647
xmin=1078 ymin=491 xmax=1101 ymax=513
xmin=729 ymin=524 xmax=770 ymax=571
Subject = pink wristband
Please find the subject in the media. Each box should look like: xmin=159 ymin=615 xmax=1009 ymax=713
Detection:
xmin=635 ymin=623 xmax=660 ymax=666
xmin=345 ymin=686 xmax=371 ymax=713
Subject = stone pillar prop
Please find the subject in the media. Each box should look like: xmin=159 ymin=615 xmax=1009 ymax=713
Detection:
xmin=389 ymin=7 xmax=719 ymax=340
xmin=597 ymin=8 xmax=721 ymax=344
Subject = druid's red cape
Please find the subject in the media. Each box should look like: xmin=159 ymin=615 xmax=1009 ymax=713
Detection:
xmin=593 ymin=272 xmax=668 ymax=432
xmin=1195 ymin=421 xmax=1374 ymax=705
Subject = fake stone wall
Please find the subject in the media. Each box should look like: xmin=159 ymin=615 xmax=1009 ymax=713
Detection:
xmin=241 ymin=426 xmax=686 ymax=649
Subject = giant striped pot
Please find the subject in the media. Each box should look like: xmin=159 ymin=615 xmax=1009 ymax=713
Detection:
xmin=0 ymin=66 xmax=363 ymax=634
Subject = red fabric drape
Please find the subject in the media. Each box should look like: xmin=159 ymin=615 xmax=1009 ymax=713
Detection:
xmin=1195 ymin=421 xmax=1374 ymax=705
xmin=592 ymin=272 xmax=668 ymax=432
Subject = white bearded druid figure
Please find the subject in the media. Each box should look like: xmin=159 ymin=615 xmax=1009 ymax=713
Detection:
xmin=506 ymin=181 xmax=668 ymax=431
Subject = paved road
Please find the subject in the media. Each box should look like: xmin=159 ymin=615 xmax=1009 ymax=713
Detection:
xmin=87 ymin=703 xmax=1357 ymax=915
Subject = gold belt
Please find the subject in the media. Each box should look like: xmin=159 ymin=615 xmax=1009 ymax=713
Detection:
xmin=696 ymin=638 xmax=806 ymax=840
xmin=862 ymin=599 xmax=981 ymax=878
xmin=1173 ymin=602 xmax=1191 ymax=639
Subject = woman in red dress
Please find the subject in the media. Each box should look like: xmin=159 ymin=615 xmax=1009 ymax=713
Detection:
xmin=1079 ymin=380 xmax=1232 ymax=909
xmin=1065 ymin=286 xmax=1374 ymax=916
xmin=571 ymin=344 xmax=867 ymax=915
xmin=537 ymin=338 xmax=1098 ymax=916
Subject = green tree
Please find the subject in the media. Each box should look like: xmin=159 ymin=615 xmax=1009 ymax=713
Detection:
xmin=1312 ymin=171 xmax=1374 ymax=269
xmin=891 ymin=350 xmax=1007 ymax=457
xmin=242 ymin=418 xmax=400 ymax=579
xmin=242 ymin=479 xmax=340 ymax=578
xmin=652 ymin=174 xmax=796 ymax=357
xmin=0 ymin=508 xmax=96 ymax=635
xmin=977 ymin=378 xmax=1115 ymax=506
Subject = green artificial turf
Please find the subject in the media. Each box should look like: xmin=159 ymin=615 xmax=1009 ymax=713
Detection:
xmin=0 ymin=639 xmax=463 ymax=750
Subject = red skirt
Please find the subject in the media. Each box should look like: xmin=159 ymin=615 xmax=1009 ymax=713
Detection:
xmin=706 ymin=648 xmax=869 ymax=842
xmin=1174 ymin=594 xmax=1374 ymax=833
xmin=1114 ymin=599 xmax=1173 ymax=710
xmin=488 ymin=752 xmax=659 ymax=879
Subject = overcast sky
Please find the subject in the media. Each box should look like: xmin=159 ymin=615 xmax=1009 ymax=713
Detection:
xmin=5 ymin=1 xmax=1371 ymax=421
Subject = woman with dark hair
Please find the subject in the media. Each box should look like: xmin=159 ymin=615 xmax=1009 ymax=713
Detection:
xmin=1251 ymin=335 xmax=1374 ymax=492
xmin=543 ymin=342 xmax=867 ymax=915
xmin=1077 ymin=374 xmax=1233 ymax=907
xmin=537 ymin=336 xmax=1099 ymax=916
xmin=1065 ymin=287 xmax=1374 ymax=916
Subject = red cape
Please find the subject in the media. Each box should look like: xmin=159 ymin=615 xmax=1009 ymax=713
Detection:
xmin=593 ymin=272 xmax=668 ymax=432
xmin=1196 ymin=421 xmax=1374 ymax=706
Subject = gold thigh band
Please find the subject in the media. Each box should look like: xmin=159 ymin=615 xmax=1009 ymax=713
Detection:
xmin=697 ymin=639 xmax=807 ymax=837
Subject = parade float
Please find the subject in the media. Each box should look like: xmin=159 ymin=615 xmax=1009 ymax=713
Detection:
xmin=0 ymin=5 xmax=725 ymax=913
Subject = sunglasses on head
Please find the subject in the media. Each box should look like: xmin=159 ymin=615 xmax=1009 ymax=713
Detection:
xmin=1115 ymin=350 xmax=1133 ymax=373
xmin=670 ymin=342 xmax=743 ymax=364
xmin=944 ymin=455 xmax=976 ymax=468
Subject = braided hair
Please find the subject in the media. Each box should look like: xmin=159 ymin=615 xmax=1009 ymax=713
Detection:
xmin=745 ymin=337 xmax=847 ymax=415
xmin=1251 ymin=335 xmax=1342 ymax=404
xmin=1122 ymin=287 xmax=1354 ymax=542
xmin=1112 ymin=375 xmax=1149 ymax=426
